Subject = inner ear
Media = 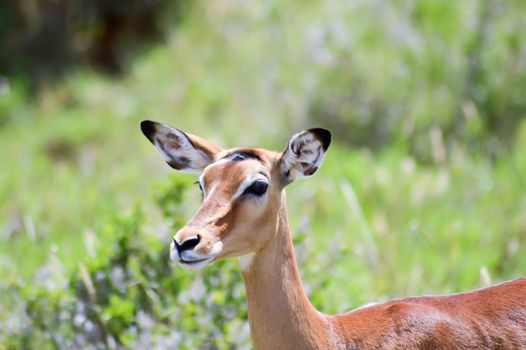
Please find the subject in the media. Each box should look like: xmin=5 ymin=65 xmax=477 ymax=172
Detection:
xmin=141 ymin=120 xmax=221 ymax=172
xmin=279 ymin=127 xmax=331 ymax=185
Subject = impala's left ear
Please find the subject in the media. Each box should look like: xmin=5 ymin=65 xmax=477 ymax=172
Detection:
xmin=279 ymin=128 xmax=331 ymax=185
xmin=140 ymin=120 xmax=221 ymax=173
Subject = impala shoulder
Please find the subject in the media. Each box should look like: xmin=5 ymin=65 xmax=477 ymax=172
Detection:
xmin=375 ymin=299 xmax=458 ymax=337
xmin=332 ymin=301 xmax=455 ymax=348
xmin=378 ymin=299 xmax=446 ymax=321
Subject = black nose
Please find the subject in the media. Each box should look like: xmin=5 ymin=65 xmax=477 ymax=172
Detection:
xmin=173 ymin=236 xmax=201 ymax=253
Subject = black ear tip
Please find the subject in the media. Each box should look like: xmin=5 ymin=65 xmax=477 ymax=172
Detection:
xmin=140 ymin=120 xmax=157 ymax=142
xmin=309 ymin=128 xmax=332 ymax=151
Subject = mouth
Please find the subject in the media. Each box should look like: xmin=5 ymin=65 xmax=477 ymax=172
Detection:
xmin=170 ymin=239 xmax=222 ymax=270
xmin=178 ymin=256 xmax=213 ymax=269
xmin=180 ymin=256 xmax=210 ymax=264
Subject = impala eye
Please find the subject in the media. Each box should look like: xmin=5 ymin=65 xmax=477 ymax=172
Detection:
xmin=243 ymin=180 xmax=268 ymax=197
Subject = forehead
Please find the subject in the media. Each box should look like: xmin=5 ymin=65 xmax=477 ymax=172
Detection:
xmin=218 ymin=147 xmax=272 ymax=161
xmin=201 ymin=148 xmax=274 ymax=184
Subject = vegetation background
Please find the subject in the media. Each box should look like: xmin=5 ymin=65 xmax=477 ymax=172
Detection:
xmin=1 ymin=0 xmax=526 ymax=348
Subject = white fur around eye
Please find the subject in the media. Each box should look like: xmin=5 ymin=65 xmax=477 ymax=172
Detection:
xmin=233 ymin=175 xmax=268 ymax=199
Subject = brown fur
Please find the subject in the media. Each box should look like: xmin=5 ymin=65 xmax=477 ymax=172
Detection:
xmin=141 ymin=123 xmax=526 ymax=350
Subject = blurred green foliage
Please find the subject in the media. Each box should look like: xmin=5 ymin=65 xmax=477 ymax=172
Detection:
xmin=2 ymin=180 xmax=252 ymax=349
xmin=1 ymin=0 xmax=526 ymax=348
xmin=305 ymin=0 xmax=526 ymax=158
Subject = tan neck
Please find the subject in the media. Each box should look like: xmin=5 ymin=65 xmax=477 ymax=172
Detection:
xmin=240 ymin=192 xmax=332 ymax=350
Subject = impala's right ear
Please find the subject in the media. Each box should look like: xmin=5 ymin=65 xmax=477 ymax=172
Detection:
xmin=279 ymin=127 xmax=331 ymax=185
xmin=140 ymin=120 xmax=221 ymax=172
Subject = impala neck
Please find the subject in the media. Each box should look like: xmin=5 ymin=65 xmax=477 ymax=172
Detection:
xmin=240 ymin=192 xmax=332 ymax=350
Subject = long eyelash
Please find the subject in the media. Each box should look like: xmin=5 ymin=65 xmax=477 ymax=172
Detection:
xmin=194 ymin=180 xmax=204 ymax=201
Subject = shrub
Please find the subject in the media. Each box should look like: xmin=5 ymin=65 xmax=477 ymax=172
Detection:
xmin=1 ymin=177 xmax=251 ymax=349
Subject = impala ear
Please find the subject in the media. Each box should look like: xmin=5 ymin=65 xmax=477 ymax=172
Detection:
xmin=279 ymin=128 xmax=331 ymax=185
xmin=140 ymin=120 xmax=221 ymax=172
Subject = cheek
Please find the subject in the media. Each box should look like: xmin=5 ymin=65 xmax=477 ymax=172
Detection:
xmin=220 ymin=199 xmax=274 ymax=249
xmin=238 ymin=199 xmax=277 ymax=239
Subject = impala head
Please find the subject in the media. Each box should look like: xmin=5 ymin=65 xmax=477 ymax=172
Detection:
xmin=141 ymin=120 xmax=331 ymax=269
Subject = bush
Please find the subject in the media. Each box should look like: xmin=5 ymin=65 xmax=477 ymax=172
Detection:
xmin=1 ymin=177 xmax=251 ymax=349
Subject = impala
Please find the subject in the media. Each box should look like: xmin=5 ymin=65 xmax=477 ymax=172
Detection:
xmin=140 ymin=120 xmax=526 ymax=349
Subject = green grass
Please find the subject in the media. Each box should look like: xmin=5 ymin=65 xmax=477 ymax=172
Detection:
xmin=298 ymin=145 xmax=526 ymax=313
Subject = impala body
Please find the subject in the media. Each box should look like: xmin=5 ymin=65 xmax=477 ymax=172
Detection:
xmin=141 ymin=120 xmax=526 ymax=350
